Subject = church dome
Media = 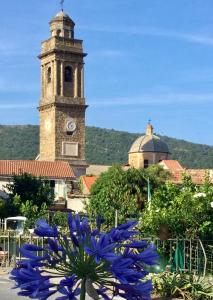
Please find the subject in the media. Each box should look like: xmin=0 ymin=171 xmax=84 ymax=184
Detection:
xmin=129 ymin=124 xmax=170 ymax=154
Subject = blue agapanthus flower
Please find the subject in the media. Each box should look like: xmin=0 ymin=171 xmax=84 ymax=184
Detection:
xmin=11 ymin=214 xmax=158 ymax=300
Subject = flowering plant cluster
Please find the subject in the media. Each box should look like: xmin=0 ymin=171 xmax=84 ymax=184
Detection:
xmin=11 ymin=214 xmax=158 ymax=300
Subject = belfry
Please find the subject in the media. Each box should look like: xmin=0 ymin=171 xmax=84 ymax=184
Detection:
xmin=38 ymin=10 xmax=87 ymax=176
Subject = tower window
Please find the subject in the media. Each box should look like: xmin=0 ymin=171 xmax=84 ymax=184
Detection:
xmin=144 ymin=159 xmax=149 ymax=169
xmin=64 ymin=66 xmax=73 ymax=82
xmin=57 ymin=29 xmax=62 ymax=37
xmin=47 ymin=67 xmax=51 ymax=83
xmin=64 ymin=30 xmax=69 ymax=38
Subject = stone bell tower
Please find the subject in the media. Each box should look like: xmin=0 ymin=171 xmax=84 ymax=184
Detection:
xmin=38 ymin=10 xmax=87 ymax=176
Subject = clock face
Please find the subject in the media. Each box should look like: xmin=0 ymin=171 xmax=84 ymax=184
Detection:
xmin=66 ymin=120 xmax=76 ymax=132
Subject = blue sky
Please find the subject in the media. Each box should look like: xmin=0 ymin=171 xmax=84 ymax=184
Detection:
xmin=1 ymin=0 xmax=213 ymax=145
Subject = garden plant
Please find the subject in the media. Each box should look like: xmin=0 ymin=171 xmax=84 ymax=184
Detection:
xmin=11 ymin=214 xmax=159 ymax=300
xmin=152 ymin=272 xmax=213 ymax=299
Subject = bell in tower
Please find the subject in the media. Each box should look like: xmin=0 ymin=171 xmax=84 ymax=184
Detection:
xmin=38 ymin=10 xmax=88 ymax=177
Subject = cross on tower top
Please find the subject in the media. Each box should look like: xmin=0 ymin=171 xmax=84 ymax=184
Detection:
xmin=60 ymin=0 xmax=65 ymax=11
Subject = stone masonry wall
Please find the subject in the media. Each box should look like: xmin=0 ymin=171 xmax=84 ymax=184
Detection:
xmin=55 ymin=105 xmax=86 ymax=161
xmin=129 ymin=152 xmax=169 ymax=169
xmin=39 ymin=106 xmax=56 ymax=161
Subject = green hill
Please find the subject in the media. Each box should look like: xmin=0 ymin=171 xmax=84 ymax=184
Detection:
xmin=0 ymin=125 xmax=213 ymax=169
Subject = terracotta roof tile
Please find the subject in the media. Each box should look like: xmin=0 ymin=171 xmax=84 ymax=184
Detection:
xmin=0 ymin=160 xmax=75 ymax=179
xmin=169 ymin=169 xmax=213 ymax=185
xmin=169 ymin=171 xmax=183 ymax=183
xmin=187 ymin=169 xmax=212 ymax=184
xmin=81 ymin=176 xmax=98 ymax=193
xmin=160 ymin=160 xmax=184 ymax=171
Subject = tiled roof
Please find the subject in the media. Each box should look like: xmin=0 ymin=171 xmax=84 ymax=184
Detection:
xmin=159 ymin=160 xmax=213 ymax=185
xmin=160 ymin=160 xmax=184 ymax=171
xmin=169 ymin=169 xmax=213 ymax=185
xmin=169 ymin=171 xmax=184 ymax=183
xmin=187 ymin=169 xmax=212 ymax=184
xmin=0 ymin=160 xmax=75 ymax=179
xmin=81 ymin=176 xmax=98 ymax=193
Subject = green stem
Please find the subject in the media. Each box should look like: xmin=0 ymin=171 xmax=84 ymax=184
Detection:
xmin=80 ymin=278 xmax=86 ymax=300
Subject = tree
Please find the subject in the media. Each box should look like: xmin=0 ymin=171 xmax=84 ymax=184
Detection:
xmin=51 ymin=211 xmax=68 ymax=228
xmin=20 ymin=200 xmax=48 ymax=229
xmin=139 ymin=174 xmax=213 ymax=239
xmin=5 ymin=173 xmax=54 ymax=223
xmin=87 ymin=164 xmax=169 ymax=227
xmin=0 ymin=199 xmax=8 ymax=219
xmin=7 ymin=173 xmax=53 ymax=208
xmin=146 ymin=164 xmax=170 ymax=187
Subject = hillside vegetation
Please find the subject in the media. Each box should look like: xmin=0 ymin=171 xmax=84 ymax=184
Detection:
xmin=0 ymin=125 xmax=213 ymax=168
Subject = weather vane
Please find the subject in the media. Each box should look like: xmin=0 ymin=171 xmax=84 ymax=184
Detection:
xmin=148 ymin=118 xmax=152 ymax=124
xmin=60 ymin=0 xmax=65 ymax=11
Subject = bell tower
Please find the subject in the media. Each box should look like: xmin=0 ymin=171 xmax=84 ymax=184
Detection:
xmin=38 ymin=10 xmax=87 ymax=176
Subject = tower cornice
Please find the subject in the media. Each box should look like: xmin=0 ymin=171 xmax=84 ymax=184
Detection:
xmin=38 ymin=102 xmax=88 ymax=111
xmin=38 ymin=49 xmax=87 ymax=60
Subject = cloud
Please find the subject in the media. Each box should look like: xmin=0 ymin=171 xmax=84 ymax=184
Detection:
xmin=146 ymin=28 xmax=213 ymax=46
xmin=0 ymin=39 xmax=37 ymax=57
xmin=175 ymin=69 xmax=213 ymax=84
xmin=0 ymin=41 xmax=21 ymax=56
xmin=88 ymin=49 xmax=125 ymax=61
xmin=80 ymin=24 xmax=213 ymax=46
xmin=0 ymin=103 xmax=36 ymax=109
xmin=0 ymin=78 xmax=38 ymax=93
xmin=95 ymin=50 xmax=124 ymax=57
xmin=88 ymin=92 xmax=213 ymax=107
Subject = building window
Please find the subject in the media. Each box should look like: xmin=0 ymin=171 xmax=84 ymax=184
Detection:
xmin=144 ymin=159 xmax=149 ymax=169
xmin=47 ymin=67 xmax=51 ymax=83
xmin=64 ymin=66 xmax=73 ymax=82
xmin=50 ymin=180 xmax=55 ymax=188
xmin=78 ymin=66 xmax=82 ymax=97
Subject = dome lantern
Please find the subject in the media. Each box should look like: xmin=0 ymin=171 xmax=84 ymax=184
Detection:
xmin=146 ymin=123 xmax=153 ymax=136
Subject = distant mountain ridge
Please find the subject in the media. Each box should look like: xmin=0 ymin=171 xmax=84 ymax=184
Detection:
xmin=0 ymin=125 xmax=213 ymax=169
